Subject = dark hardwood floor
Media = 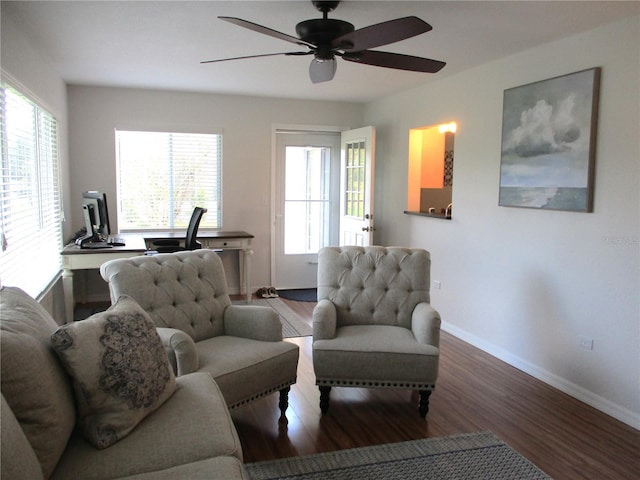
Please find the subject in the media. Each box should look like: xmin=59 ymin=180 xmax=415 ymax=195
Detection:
xmin=231 ymin=296 xmax=640 ymax=479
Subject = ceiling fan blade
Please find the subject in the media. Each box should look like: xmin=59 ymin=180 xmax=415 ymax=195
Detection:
xmin=342 ymin=50 xmax=445 ymax=73
xmin=219 ymin=17 xmax=316 ymax=49
xmin=333 ymin=16 xmax=432 ymax=52
xmin=309 ymin=57 xmax=337 ymax=83
xmin=201 ymin=51 xmax=311 ymax=64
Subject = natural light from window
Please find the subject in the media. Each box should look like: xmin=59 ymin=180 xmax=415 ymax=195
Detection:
xmin=115 ymin=130 xmax=222 ymax=231
xmin=284 ymin=146 xmax=330 ymax=254
xmin=0 ymin=83 xmax=63 ymax=298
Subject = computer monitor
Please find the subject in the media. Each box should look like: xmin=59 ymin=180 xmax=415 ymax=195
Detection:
xmin=82 ymin=191 xmax=110 ymax=239
xmin=82 ymin=203 xmax=97 ymax=239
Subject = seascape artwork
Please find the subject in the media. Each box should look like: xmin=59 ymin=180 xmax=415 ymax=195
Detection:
xmin=499 ymin=68 xmax=600 ymax=212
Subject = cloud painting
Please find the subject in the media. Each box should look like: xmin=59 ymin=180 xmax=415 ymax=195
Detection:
xmin=499 ymin=68 xmax=600 ymax=212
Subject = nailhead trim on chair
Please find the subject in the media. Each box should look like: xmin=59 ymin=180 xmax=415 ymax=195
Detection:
xmin=316 ymin=379 xmax=435 ymax=390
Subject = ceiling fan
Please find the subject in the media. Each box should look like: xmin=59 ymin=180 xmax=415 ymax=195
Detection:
xmin=201 ymin=0 xmax=446 ymax=83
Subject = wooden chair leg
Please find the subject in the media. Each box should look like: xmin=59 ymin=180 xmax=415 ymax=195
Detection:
xmin=418 ymin=389 xmax=432 ymax=418
xmin=279 ymin=386 xmax=291 ymax=418
xmin=319 ymin=386 xmax=331 ymax=414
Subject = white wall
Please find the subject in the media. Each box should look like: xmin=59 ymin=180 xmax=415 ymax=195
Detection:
xmin=364 ymin=16 xmax=640 ymax=428
xmin=67 ymin=86 xmax=364 ymax=295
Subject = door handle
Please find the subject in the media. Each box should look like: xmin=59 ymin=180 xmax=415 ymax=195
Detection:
xmin=362 ymin=226 xmax=377 ymax=232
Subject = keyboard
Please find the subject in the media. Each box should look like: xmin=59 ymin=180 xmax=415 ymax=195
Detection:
xmin=83 ymin=241 xmax=111 ymax=249
xmin=107 ymin=236 xmax=126 ymax=246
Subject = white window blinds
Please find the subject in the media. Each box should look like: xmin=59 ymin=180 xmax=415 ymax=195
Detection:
xmin=115 ymin=130 xmax=222 ymax=231
xmin=0 ymin=83 xmax=63 ymax=298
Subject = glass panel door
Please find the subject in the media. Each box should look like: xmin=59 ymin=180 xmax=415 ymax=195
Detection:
xmin=339 ymin=126 xmax=375 ymax=246
xmin=274 ymin=131 xmax=340 ymax=289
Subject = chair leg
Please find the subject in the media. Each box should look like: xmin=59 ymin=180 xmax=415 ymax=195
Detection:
xmin=418 ymin=390 xmax=432 ymax=418
xmin=319 ymin=386 xmax=331 ymax=414
xmin=279 ymin=386 xmax=291 ymax=418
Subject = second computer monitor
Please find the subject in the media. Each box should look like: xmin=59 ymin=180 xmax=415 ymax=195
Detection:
xmin=82 ymin=191 xmax=110 ymax=237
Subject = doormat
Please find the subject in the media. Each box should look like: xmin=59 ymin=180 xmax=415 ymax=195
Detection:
xmin=277 ymin=288 xmax=317 ymax=302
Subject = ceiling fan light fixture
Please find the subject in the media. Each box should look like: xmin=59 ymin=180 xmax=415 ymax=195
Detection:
xmin=206 ymin=1 xmax=446 ymax=83
xmin=309 ymin=56 xmax=337 ymax=83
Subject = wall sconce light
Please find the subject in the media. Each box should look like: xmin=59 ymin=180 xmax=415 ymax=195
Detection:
xmin=438 ymin=122 xmax=457 ymax=134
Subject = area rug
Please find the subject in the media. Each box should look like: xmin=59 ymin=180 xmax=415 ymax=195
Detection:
xmin=245 ymin=431 xmax=551 ymax=480
xmin=233 ymin=297 xmax=313 ymax=338
xmin=276 ymin=288 xmax=317 ymax=302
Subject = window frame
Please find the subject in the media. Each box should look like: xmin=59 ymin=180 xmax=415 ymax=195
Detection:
xmin=114 ymin=127 xmax=223 ymax=233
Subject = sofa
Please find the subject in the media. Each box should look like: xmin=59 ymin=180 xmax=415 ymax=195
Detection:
xmin=0 ymin=286 xmax=247 ymax=480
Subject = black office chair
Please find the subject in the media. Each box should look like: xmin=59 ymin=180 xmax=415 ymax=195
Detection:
xmin=153 ymin=207 xmax=207 ymax=253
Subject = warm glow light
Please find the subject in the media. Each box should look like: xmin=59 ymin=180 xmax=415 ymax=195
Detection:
xmin=438 ymin=122 xmax=457 ymax=134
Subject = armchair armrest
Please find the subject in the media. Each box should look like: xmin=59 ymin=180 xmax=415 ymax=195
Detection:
xmin=223 ymin=305 xmax=282 ymax=342
xmin=411 ymin=302 xmax=441 ymax=347
xmin=312 ymin=299 xmax=337 ymax=341
xmin=156 ymin=327 xmax=199 ymax=376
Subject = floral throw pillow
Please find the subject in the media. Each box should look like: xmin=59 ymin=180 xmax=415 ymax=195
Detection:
xmin=50 ymin=295 xmax=176 ymax=449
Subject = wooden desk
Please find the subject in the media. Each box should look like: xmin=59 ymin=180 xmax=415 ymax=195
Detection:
xmin=60 ymin=231 xmax=254 ymax=323
xmin=61 ymin=234 xmax=147 ymax=323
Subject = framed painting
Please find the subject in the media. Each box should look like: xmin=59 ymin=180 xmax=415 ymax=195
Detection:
xmin=499 ymin=67 xmax=600 ymax=212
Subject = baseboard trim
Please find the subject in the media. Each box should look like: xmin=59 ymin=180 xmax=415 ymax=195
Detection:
xmin=442 ymin=321 xmax=640 ymax=430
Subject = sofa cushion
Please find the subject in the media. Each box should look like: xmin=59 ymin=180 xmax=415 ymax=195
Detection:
xmin=313 ymin=325 xmax=440 ymax=386
xmin=1 ymin=394 xmax=44 ymax=480
xmin=50 ymin=295 xmax=176 ymax=449
xmin=0 ymin=286 xmax=76 ymax=479
xmin=113 ymin=456 xmax=246 ymax=480
xmin=51 ymin=373 xmax=243 ymax=480
xmin=196 ymin=335 xmax=299 ymax=409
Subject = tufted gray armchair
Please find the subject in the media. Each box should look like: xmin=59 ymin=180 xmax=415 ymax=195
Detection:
xmin=100 ymin=250 xmax=299 ymax=418
xmin=312 ymin=246 xmax=441 ymax=417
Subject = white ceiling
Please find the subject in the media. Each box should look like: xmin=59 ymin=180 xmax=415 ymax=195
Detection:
xmin=4 ymin=1 xmax=639 ymax=103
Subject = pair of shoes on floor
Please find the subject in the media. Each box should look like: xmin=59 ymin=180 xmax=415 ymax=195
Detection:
xmin=256 ymin=286 xmax=279 ymax=299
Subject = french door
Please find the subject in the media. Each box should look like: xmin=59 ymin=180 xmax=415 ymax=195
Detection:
xmin=339 ymin=126 xmax=376 ymax=246
xmin=273 ymin=131 xmax=340 ymax=289
xmin=272 ymin=126 xmax=376 ymax=289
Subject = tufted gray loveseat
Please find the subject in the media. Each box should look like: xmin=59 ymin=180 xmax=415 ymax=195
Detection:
xmin=100 ymin=250 xmax=299 ymax=416
xmin=312 ymin=246 xmax=441 ymax=417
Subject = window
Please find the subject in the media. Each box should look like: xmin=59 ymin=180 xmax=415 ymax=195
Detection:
xmin=115 ymin=130 xmax=222 ymax=231
xmin=0 ymin=82 xmax=63 ymax=298
xmin=283 ymin=145 xmax=331 ymax=254
xmin=344 ymin=140 xmax=365 ymax=218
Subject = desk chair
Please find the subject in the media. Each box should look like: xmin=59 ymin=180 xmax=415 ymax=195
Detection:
xmin=153 ymin=207 xmax=207 ymax=253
